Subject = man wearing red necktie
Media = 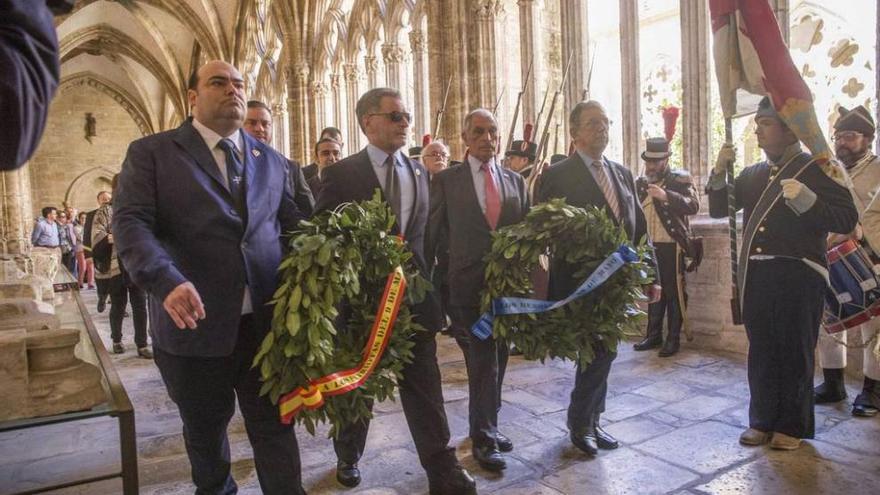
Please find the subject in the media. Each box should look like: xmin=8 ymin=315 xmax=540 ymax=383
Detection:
xmin=428 ymin=109 xmax=530 ymax=471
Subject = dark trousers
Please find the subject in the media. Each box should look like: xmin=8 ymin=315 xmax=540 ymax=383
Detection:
xmin=154 ymin=315 xmax=305 ymax=495
xmin=107 ymin=274 xmax=148 ymax=347
xmin=743 ymin=259 xmax=825 ymax=439
xmin=567 ymin=345 xmax=616 ymax=433
xmin=334 ymin=330 xmax=457 ymax=475
xmin=95 ymin=276 xmax=109 ymax=303
xmin=646 ymin=242 xmax=685 ymax=341
xmin=450 ymin=305 xmax=509 ymax=448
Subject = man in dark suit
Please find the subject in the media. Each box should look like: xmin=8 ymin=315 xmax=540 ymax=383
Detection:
xmin=244 ymin=100 xmax=315 ymax=216
xmin=428 ymin=109 xmax=529 ymax=472
xmin=303 ymin=126 xmax=344 ymax=181
xmin=537 ymin=100 xmax=661 ymax=457
xmin=305 ymin=137 xmax=342 ymax=198
xmin=114 ymin=61 xmax=308 ymax=494
xmin=315 ymin=87 xmax=475 ymax=495
xmin=0 ymin=0 xmax=69 ymax=170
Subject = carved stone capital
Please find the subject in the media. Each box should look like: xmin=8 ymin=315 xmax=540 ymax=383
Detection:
xmin=286 ymin=63 xmax=310 ymax=83
xmin=473 ymin=0 xmax=504 ymax=19
xmin=364 ymin=55 xmax=379 ymax=75
xmin=381 ymin=43 xmax=406 ymax=65
xmin=329 ymin=73 xmax=341 ymax=90
xmin=343 ymin=63 xmax=359 ymax=82
xmin=310 ymin=80 xmax=328 ymax=97
xmin=409 ymin=30 xmax=426 ymax=54
xmin=272 ymin=102 xmax=287 ymax=114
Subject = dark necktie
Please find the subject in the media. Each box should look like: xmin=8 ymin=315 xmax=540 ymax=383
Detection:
xmin=218 ymin=138 xmax=246 ymax=220
xmin=384 ymin=154 xmax=402 ymax=225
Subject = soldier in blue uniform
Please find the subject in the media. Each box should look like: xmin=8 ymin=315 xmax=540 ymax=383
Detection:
xmin=708 ymin=97 xmax=858 ymax=450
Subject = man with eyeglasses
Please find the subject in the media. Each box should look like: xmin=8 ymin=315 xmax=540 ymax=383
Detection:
xmin=537 ymin=100 xmax=661 ymax=457
xmin=814 ymin=105 xmax=880 ymax=417
xmin=315 ymin=87 xmax=476 ymax=495
xmin=422 ymin=140 xmax=450 ymax=178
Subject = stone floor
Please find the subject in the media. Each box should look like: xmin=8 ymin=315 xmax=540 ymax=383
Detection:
xmin=3 ymin=290 xmax=880 ymax=495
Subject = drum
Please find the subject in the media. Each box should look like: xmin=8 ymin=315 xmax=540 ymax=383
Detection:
xmin=823 ymin=239 xmax=880 ymax=333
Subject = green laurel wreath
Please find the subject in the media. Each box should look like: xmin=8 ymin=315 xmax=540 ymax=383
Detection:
xmin=254 ymin=191 xmax=430 ymax=436
xmin=481 ymin=199 xmax=652 ymax=370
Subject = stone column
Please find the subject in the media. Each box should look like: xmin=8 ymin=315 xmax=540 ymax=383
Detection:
xmin=619 ymin=0 xmax=641 ymax=171
xmin=517 ymin=0 xmax=540 ymax=126
xmin=877 ymin=0 xmax=880 ymax=151
xmin=0 ymin=165 xmax=34 ymax=255
xmin=344 ymin=63 xmax=361 ymax=150
xmin=410 ymin=29 xmax=429 ymax=139
xmin=287 ymin=63 xmax=311 ymax=164
xmin=427 ymin=0 xmax=469 ymax=157
xmin=330 ymin=73 xmax=343 ymax=130
xmin=680 ymin=0 xmax=711 ymax=190
xmin=559 ymin=0 xmax=590 ymax=135
xmin=472 ymin=0 xmax=505 ymax=108
xmin=382 ymin=42 xmax=407 ymax=92
xmin=272 ymin=100 xmax=290 ymax=158
xmin=364 ymin=54 xmax=379 ymax=88
xmin=309 ymin=80 xmax=329 ymax=141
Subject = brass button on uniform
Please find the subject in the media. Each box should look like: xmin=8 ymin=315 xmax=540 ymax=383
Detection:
xmin=755 ymin=247 xmax=763 ymax=253
xmin=759 ymin=226 xmax=765 ymax=232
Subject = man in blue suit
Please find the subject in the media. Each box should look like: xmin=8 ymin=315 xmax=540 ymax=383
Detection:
xmin=114 ymin=60 xmax=307 ymax=494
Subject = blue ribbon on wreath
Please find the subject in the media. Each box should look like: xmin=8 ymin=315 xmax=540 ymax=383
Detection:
xmin=471 ymin=245 xmax=641 ymax=340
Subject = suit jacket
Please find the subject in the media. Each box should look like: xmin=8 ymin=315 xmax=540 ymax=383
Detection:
xmin=428 ymin=161 xmax=529 ymax=308
xmin=302 ymin=162 xmax=318 ymax=181
xmin=0 ymin=0 xmax=59 ymax=170
xmin=537 ymin=152 xmax=655 ymax=299
xmin=113 ymin=120 xmax=305 ymax=357
xmin=307 ymin=173 xmax=323 ymax=198
xmin=287 ymin=159 xmax=315 ymax=216
xmin=315 ymin=147 xmax=442 ymax=331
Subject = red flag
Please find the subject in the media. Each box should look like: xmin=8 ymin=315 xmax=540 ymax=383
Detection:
xmin=709 ymin=0 xmax=844 ymax=183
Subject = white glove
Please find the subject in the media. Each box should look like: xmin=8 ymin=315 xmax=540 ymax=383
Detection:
xmin=714 ymin=144 xmax=736 ymax=175
xmin=780 ymin=178 xmax=804 ymax=200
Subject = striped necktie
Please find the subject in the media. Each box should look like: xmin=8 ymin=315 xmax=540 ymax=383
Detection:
xmin=591 ymin=160 xmax=620 ymax=220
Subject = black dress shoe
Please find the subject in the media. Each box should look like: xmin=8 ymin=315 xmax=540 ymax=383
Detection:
xmin=594 ymin=424 xmax=620 ymax=450
xmin=633 ymin=335 xmax=662 ymax=351
xmin=496 ymin=432 xmax=514 ymax=452
xmin=473 ymin=444 xmax=506 ymax=471
xmin=814 ymin=368 xmax=847 ymax=403
xmin=428 ymin=467 xmax=477 ymax=495
xmin=569 ymin=431 xmax=598 ymax=456
xmin=336 ymin=461 xmax=360 ymax=488
xmin=658 ymin=338 xmax=680 ymax=357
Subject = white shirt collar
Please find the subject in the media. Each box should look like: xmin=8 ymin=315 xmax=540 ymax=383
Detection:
xmin=192 ymin=118 xmax=243 ymax=152
xmin=467 ymin=154 xmax=497 ymax=173
xmin=366 ymin=143 xmax=400 ymax=167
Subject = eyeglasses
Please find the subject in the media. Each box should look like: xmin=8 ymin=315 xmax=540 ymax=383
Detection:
xmin=368 ymin=111 xmax=412 ymax=123
xmin=834 ymin=131 xmax=863 ymax=142
xmin=583 ymin=118 xmax=612 ymax=130
xmin=424 ymin=152 xmax=449 ymax=159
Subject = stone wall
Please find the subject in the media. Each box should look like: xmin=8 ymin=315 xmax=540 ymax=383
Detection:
xmin=27 ymin=84 xmax=141 ymax=217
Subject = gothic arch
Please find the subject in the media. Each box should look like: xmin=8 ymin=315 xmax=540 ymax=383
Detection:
xmin=59 ymin=73 xmax=156 ymax=136
xmin=63 ymin=166 xmax=117 ymax=209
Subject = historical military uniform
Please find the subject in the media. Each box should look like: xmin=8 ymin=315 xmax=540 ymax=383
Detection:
xmin=815 ymin=105 xmax=880 ymax=416
xmin=708 ymin=98 xmax=858 ymax=441
xmin=635 ymin=138 xmax=700 ymax=356
xmin=506 ymin=139 xmax=538 ymax=179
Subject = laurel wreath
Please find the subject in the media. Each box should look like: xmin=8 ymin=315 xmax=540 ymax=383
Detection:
xmin=482 ymin=199 xmax=652 ymax=369
xmin=254 ymin=192 xmax=429 ymax=435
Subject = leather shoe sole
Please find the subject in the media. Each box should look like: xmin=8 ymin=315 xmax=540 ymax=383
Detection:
xmin=336 ymin=462 xmax=361 ymax=488
xmin=633 ymin=339 xmax=662 ymax=351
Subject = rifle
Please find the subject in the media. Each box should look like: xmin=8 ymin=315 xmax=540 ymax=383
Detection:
xmin=433 ymin=77 xmax=453 ymax=138
xmin=492 ymin=86 xmax=506 ymax=115
xmin=533 ymin=86 xmax=551 ymax=142
xmin=582 ymin=43 xmax=598 ymax=101
xmin=529 ymin=52 xmax=574 ymax=199
xmin=506 ymin=56 xmax=534 ymax=151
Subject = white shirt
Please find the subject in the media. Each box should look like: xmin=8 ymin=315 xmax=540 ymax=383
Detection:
xmin=191 ymin=118 xmax=252 ymax=314
xmin=467 ymin=155 xmax=502 ymax=214
xmin=366 ymin=144 xmax=414 ymax=230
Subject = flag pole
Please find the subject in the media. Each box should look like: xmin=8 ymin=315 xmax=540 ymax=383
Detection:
xmin=725 ymin=118 xmax=742 ymax=325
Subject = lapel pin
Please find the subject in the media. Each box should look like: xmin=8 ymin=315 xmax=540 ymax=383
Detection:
xmin=415 ymin=169 xmax=421 ymax=177
xmin=252 ymin=149 xmax=261 ymax=158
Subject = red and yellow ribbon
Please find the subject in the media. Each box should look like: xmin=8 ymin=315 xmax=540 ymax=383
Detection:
xmin=279 ymin=265 xmax=407 ymax=424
